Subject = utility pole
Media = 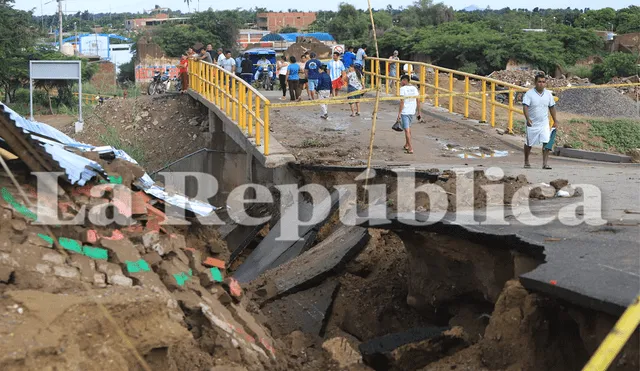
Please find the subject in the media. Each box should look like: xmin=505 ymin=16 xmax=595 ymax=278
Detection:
xmin=58 ymin=0 xmax=63 ymax=51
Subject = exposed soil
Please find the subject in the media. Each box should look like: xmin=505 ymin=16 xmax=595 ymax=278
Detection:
xmin=69 ymin=94 xmax=210 ymax=172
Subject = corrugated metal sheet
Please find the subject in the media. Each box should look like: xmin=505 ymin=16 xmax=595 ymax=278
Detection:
xmin=0 ymin=103 xmax=216 ymax=216
xmin=260 ymin=32 xmax=335 ymax=42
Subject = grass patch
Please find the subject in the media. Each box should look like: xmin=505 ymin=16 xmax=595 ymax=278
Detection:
xmin=586 ymin=119 xmax=640 ymax=154
xmin=98 ymin=126 xmax=146 ymax=166
xmin=565 ymin=65 xmax=593 ymax=79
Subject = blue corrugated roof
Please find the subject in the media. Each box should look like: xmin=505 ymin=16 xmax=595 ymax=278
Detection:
xmin=260 ymin=32 xmax=335 ymax=42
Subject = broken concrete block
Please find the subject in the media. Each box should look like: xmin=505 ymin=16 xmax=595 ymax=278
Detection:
xmin=322 ymin=337 xmax=363 ymax=369
xmin=168 ymin=234 xmax=186 ymax=251
xmin=42 ymin=252 xmax=66 ymax=265
xmin=172 ymin=248 xmax=190 ymax=266
xmin=184 ymin=249 xmax=207 ymax=274
xmin=109 ymin=274 xmax=133 ymax=287
xmin=35 ymin=263 xmax=52 ymax=275
xmin=258 ymin=226 xmax=369 ymax=300
xmin=53 ymin=266 xmax=80 ymax=279
xmin=97 ymin=261 xmax=124 ymax=276
xmin=70 ymin=255 xmax=96 ymax=282
xmin=93 ymin=272 xmax=107 ymax=288
xmin=550 ymin=179 xmax=569 ymax=191
xmin=100 ymin=238 xmax=141 ymax=263
xmin=157 ymin=257 xmax=193 ymax=291
xmin=142 ymin=251 xmax=163 ymax=268
xmin=142 ymin=231 xmax=160 ymax=249
xmin=262 ymin=279 xmax=339 ymax=337
xmin=125 ymin=259 xmax=151 ymax=274
xmin=358 ymin=327 xmax=449 ymax=358
xmin=82 ymin=246 xmax=109 ymax=260
xmin=1 ymin=208 xmax=12 ymax=222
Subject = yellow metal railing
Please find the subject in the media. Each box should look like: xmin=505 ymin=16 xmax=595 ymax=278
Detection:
xmin=73 ymin=92 xmax=99 ymax=105
xmin=364 ymin=57 xmax=554 ymax=133
xmin=188 ymin=60 xmax=271 ymax=155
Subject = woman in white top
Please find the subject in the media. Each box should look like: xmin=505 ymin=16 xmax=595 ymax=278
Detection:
xmin=276 ymin=55 xmax=289 ymax=100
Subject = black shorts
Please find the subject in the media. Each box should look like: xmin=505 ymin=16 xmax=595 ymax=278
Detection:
xmin=300 ymin=79 xmax=308 ymax=84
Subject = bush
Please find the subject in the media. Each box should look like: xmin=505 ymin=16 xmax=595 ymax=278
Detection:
xmin=591 ymin=53 xmax=639 ymax=83
xmin=13 ymin=88 xmax=48 ymax=106
xmin=459 ymin=62 xmax=478 ymax=74
xmin=565 ymin=65 xmax=593 ymax=79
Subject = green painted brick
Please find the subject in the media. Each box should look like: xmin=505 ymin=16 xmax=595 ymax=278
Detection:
xmin=126 ymin=259 xmax=151 ymax=273
xmin=59 ymin=237 xmax=82 ymax=254
xmin=2 ymin=188 xmax=37 ymax=221
xmin=173 ymin=272 xmax=190 ymax=286
xmin=210 ymin=267 xmax=223 ymax=282
xmin=82 ymin=246 xmax=109 ymax=260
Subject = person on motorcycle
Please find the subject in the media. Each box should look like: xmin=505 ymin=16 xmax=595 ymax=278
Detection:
xmin=254 ymin=55 xmax=273 ymax=82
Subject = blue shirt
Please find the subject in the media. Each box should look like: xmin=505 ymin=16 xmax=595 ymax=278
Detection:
xmin=342 ymin=51 xmax=356 ymax=68
xmin=287 ymin=63 xmax=300 ymax=80
xmin=305 ymin=59 xmax=322 ymax=80
xmin=318 ymin=72 xmax=332 ymax=91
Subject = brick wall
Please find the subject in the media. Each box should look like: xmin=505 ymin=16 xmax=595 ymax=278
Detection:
xmin=257 ymin=12 xmax=317 ymax=32
xmin=90 ymin=62 xmax=116 ymax=91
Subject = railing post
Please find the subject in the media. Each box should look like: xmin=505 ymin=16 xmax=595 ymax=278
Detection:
xmin=481 ymin=81 xmax=487 ymax=123
xmin=239 ymin=85 xmax=245 ymax=132
xmin=264 ymin=103 xmax=270 ymax=156
xmin=385 ymin=60 xmax=389 ymax=94
xmin=490 ymin=82 xmax=496 ymax=127
xmin=464 ymin=76 xmax=469 ymax=118
xmin=255 ymin=96 xmax=260 ymax=138
xmin=434 ymin=69 xmax=439 ymax=107
xmin=419 ymin=65 xmax=426 ymax=104
xmin=448 ymin=72 xmax=454 ymax=113
xmin=232 ymin=78 xmax=237 ymax=122
xmin=508 ymin=88 xmax=514 ymax=134
xmin=228 ymin=71 xmax=231 ymax=116
xmin=395 ymin=62 xmax=401 ymax=96
xmin=248 ymin=90 xmax=254 ymax=137
xmin=215 ymin=68 xmax=220 ymax=107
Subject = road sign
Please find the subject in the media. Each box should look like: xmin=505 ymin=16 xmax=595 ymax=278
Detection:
xmin=333 ymin=45 xmax=344 ymax=54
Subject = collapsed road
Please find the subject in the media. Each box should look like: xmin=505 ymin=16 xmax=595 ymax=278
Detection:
xmin=0 ymin=95 xmax=639 ymax=371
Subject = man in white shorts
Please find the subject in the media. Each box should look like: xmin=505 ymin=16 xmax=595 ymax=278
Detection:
xmin=522 ymin=74 xmax=558 ymax=169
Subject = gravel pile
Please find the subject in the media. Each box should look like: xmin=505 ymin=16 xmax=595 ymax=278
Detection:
xmin=488 ymin=70 xmax=589 ymax=88
xmin=556 ymin=88 xmax=640 ymax=119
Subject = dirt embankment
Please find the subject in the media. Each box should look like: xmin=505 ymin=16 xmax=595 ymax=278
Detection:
xmin=71 ymin=95 xmax=210 ymax=172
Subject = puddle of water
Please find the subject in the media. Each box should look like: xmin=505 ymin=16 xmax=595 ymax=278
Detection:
xmin=439 ymin=142 xmax=510 ymax=159
xmin=457 ymin=150 xmax=509 ymax=159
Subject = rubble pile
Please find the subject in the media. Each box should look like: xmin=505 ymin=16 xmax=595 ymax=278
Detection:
xmin=0 ymin=103 xmax=321 ymax=370
xmin=609 ymin=75 xmax=640 ymax=101
xmin=487 ymin=70 xmax=590 ymax=88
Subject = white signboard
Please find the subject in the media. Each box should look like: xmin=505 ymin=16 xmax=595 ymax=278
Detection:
xmin=29 ymin=61 xmax=83 ymax=125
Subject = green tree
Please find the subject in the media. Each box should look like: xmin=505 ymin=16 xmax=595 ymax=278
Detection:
xmin=327 ymin=4 xmax=370 ymax=45
xmin=0 ymin=1 xmax=35 ymax=103
xmin=591 ymin=53 xmax=639 ymax=83
xmin=190 ymin=10 xmax=243 ymax=50
xmin=155 ymin=24 xmax=215 ymax=57
xmin=397 ymin=0 xmax=454 ymax=29
xmin=548 ymin=24 xmax=604 ymax=65
xmin=615 ymin=6 xmax=640 ymax=34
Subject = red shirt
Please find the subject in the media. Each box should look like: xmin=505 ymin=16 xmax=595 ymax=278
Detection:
xmin=178 ymin=58 xmax=188 ymax=73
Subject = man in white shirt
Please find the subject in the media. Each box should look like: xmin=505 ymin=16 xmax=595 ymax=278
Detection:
xmin=216 ymin=48 xmax=225 ymax=65
xmin=397 ymin=74 xmax=422 ymax=154
xmin=219 ymin=51 xmax=236 ymax=86
xmin=254 ymin=56 xmax=273 ymax=81
xmin=522 ymin=74 xmax=558 ymax=169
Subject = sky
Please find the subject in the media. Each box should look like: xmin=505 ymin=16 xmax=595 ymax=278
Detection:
xmin=15 ymin=0 xmax=638 ymax=16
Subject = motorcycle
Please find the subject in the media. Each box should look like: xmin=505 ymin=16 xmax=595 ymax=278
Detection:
xmin=258 ymin=65 xmax=273 ymax=91
xmin=148 ymin=69 xmax=172 ymax=95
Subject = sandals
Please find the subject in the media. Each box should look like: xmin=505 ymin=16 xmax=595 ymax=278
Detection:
xmin=404 ymin=148 xmax=414 ymax=154
xmin=355 ymin=112 xmax=360 ymax=116
xmin=350 ymin=113 xmax=356 ymax=117
xmin=542 ymin=165 xmax=552 ymax=170
xmin=524 ymin=164 xmax=531 ymax=168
